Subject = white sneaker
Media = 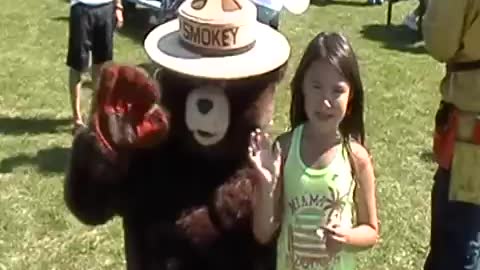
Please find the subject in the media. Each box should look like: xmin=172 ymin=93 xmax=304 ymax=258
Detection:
xmin=403 ymin=13 xmax=418 ymax=31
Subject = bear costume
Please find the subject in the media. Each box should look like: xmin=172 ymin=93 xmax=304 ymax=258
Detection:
xmin=64 ymin=0 xmax=291 ymax=269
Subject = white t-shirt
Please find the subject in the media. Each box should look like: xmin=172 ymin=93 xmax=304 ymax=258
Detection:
xmin=71 ymin=0 xmax=113 ymax=6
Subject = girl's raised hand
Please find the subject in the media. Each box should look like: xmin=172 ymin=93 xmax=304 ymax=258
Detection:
xmin=248 ymin=129 xmax=282 ymax=196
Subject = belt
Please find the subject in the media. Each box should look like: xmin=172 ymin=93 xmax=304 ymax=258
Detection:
xmin=446 ymin=59 xmax=480 ymax=72
xmin=438 ymin=102 xmax=480 ymax=142
xmin=433 ymin=102 xmax=480 ymax=170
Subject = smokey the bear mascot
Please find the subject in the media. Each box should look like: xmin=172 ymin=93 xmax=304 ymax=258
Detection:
xmin=64 ymin=0 xmax=291 ymax=269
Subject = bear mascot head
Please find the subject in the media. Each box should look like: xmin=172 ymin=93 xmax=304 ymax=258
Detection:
xmin=64 ymin=0 xmax=290 ymax=269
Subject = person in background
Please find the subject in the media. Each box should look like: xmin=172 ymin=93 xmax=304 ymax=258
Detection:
xmin=67 ymin=0 xmax=124 ymax=134
xmin=402 ymin=0 xmax=427 ymax=33
xmin=252 ymin=0 xmax=282 ymax=29
xmin=251 ymin=0 xmax=310 ymax=30
xmin=367 ymin=0 xmax=383 ymax=6
xmin=422 ymin=0 xmax=480 ymax=269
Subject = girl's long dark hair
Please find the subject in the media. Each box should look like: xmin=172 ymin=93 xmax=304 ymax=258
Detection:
xmin=289 ymin=32 xmax=367 ymax=179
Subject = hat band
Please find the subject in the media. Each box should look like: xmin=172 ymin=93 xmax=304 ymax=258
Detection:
xmin=179 ymin=37 xmax=256 ymax=56
xmin=178 ymin=16 xmax=256 ymax=56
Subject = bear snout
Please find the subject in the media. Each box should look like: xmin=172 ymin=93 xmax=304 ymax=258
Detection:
xmin=197 ymin=99 xmax=214 ymax=114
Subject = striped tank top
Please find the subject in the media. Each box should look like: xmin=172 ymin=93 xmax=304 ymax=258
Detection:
xmin=276 ymin=124 xmax=356 ymax=270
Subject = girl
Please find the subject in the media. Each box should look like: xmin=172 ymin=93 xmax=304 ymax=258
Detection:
xmin=249 ymin=32 xmax=379 ymax=270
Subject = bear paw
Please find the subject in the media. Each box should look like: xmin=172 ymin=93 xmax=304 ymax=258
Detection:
xmin=92 ymin=63 xmax=170 ymax=159
xmin=176 ymin=207 xmax=221 ymax=247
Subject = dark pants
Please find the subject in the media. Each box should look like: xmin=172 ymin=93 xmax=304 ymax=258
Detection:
xmin=424 ymin=168 xmax=480 ymax=270
xmin=416 ymin=0 xmax=427 ymax=37
xmin=415 ymin=0 xmax=427 ymax=15
xmin=66 ymin=2 xmax=116 ymax=72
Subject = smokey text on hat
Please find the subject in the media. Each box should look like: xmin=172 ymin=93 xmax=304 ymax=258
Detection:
xmin=180 ymin=19 xmax=239 ymax=48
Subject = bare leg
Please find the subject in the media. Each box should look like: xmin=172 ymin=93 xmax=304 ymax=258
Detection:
xmin=91 ymin=63 xmax=102 ymax=91
xmin=83 ymin=62 xmax=105 ymax=125
xmin=69 ymin=68 xmax=84 ymax=128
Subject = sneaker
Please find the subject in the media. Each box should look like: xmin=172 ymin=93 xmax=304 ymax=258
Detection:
xmin=403 ymin=13 xmax=418 ymax=31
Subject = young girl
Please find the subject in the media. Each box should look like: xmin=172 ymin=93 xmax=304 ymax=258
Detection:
xmin=249 ymin=32 xmax=379 ymax=270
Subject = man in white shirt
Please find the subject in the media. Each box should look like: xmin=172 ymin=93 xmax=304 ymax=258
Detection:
xmin=67 ymin=0 xmax=124 ymax=134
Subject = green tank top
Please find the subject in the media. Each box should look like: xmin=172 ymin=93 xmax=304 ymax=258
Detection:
xmin=276 ymin=124 xmax=356 ymax=270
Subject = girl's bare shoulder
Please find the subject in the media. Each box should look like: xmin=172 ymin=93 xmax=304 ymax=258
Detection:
xmin=351 ymin=141 xmax=370 ymax=160
xmin=349 ymin=141 xmax=374 ymax=178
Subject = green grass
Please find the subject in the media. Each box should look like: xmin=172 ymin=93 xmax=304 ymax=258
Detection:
xmin=0 ymin=0 xmax=442 ymax=269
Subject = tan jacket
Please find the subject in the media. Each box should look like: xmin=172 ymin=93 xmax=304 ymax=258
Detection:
xmin=422 ymin=0 xmax=480 ymax=113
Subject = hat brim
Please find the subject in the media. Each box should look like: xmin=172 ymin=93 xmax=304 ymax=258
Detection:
xmin=143 ymin=19 xmax=291 ymax=79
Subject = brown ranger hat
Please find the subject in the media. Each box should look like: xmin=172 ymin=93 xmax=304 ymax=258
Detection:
xmin=143 ymin=0 xmax=291 ymax=79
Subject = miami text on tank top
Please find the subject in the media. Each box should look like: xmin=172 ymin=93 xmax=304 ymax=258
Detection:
xmin=277 ymin=124 xmax=356 ymax=270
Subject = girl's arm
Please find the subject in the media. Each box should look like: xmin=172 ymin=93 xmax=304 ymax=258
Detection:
xmin=252 ymin=133 xmax=290 ymax=244
xmin=346 ymin=142 xmax=379 ymax=248
xmin=252 ymin=172 xmax=283 ymax=244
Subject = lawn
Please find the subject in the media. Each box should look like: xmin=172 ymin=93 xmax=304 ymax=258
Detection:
xmin=0 ymin=0 xmax=442 ymax=269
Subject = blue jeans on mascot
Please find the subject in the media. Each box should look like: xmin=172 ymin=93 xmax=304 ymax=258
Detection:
xmin=425 ymin=101 xmax=480 ymax=270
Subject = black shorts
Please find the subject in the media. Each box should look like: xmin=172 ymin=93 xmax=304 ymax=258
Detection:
xmin=66 ymin=2 xmax=116 ymax=72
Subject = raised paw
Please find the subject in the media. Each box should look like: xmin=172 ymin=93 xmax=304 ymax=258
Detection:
xmin=92 ymin=63 xmax=170 ymax=157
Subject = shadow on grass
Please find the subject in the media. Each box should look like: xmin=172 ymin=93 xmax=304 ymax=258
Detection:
xmin=360 ymin=24 xmax=426 ymax=54
xmin=0 ymin=117 xmax=70 ymax=135
xmin=311 ymin=0 xmax=369 ymax=7
xmin=0 ymin=146 xmax=71 ymax=174
xmin=51 ymin=15 xmax=69 ymax=22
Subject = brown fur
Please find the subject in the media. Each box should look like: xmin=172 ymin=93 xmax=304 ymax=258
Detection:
xmin=64 ymin=62 xmax=287 ymax=270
